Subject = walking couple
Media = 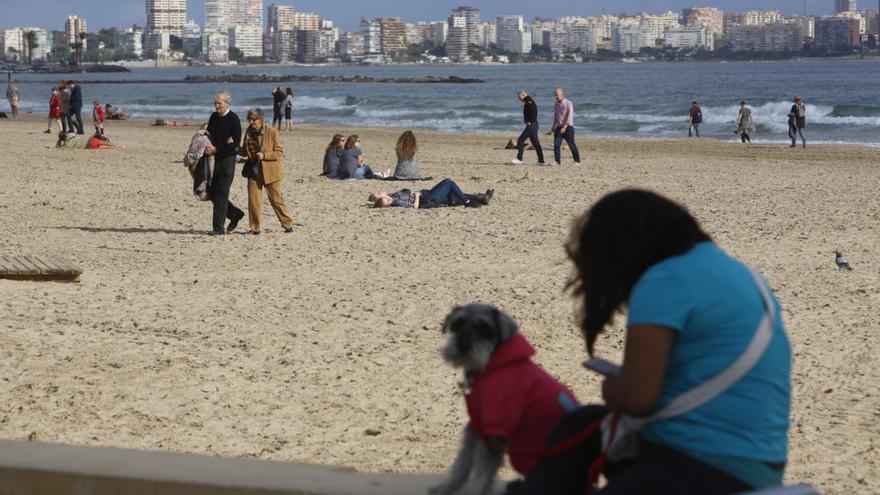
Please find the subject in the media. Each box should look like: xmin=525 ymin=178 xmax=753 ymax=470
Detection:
xmin=510 ymin=88 xmax=581 ymax=167
xmin=201 ymin=91 xmax=294 ymax=236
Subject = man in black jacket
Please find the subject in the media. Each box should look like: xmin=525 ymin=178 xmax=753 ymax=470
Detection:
xmin=511 ymin=90 xmax=545 ymax=165
xmin=67 ymin=80 xmax=84 ymax=134
xmin=205 ymin=90 xmax=245 ymax=235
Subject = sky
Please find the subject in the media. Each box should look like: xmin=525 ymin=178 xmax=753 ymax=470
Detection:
xmin=3 ymin=0 xmax=837 ymax=33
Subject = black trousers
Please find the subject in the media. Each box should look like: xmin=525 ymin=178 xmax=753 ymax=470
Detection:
xmin=516 ymin=122 xmax=544 ymax=163
xmin=209 ymin=155 xmax=244 ymax=232
xmin=62 ymin=110 xmax=74 ymax=133
xmin=70 ymin=107 xmax=84 ymax=134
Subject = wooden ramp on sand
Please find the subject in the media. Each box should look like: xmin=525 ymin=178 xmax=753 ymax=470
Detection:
xmin=0 ymin=256 xmax=82 ymax=282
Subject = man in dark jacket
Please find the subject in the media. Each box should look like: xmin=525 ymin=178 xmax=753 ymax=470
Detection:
xmin=205 ymin=90 xmax=245 ymax=235
xmin=511 ymin=90 xmax=545 ymax=165
xmin=788 ymin=95 xmax=806 ymax=148
xmin=271 ymin=87 xmax=284 ymax=129
xmin=67 ymin=80 xmax=84 ymax=134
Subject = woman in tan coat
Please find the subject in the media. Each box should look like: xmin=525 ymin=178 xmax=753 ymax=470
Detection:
xmin=239 ymin=108 xmax=294 ymax=234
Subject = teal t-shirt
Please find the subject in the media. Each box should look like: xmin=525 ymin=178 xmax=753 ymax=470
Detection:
xmin=628 ymin=242 xmax=791 ymax=487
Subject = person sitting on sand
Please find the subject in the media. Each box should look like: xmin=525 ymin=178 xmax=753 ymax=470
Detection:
xmin=322 ymin=134 xmax=345 ymax=178
xmin=55 ymin=131 xmax=117 ymax=150
xmin=368 ymin=178 xmax=492 ymax=209
xmin=86 ymin=133 xmax=118 ymax=149
xmin=392 ymin=130 xmax=426 ymax=180
xmin=565 ymin=189 xmax=790 ymax=493
xmin=339 ymin=135 xmax=384 ymax=180
xmin=105 ymin=104 xmax=128 ymax=120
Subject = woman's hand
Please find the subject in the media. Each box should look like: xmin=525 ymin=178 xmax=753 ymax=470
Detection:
xmin=205 ymin=145 xmax=216 ymax=156
xmin=601 ymin=324 xmax=675 ymax=417
xmin=256 ymin=152 xmax=264 ymax=160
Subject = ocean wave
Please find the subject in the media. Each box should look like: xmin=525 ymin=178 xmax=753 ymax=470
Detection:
xmin=702 ymin=101 xmax=880 ymax=128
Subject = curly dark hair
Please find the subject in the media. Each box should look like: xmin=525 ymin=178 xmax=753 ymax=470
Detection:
xmin=566 ymin=189 xmax=711 ymax=356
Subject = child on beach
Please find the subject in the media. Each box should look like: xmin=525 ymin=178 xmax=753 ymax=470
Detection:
xmin=92 ymin=100 xmax=106 ymax=136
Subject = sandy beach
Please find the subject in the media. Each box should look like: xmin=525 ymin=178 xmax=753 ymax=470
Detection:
xmin=0 ymin=116 xmax=877 ymax=494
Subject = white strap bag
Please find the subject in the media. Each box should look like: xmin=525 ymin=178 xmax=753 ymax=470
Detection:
xmin=602 ymin=267 xmax=776 ymax=462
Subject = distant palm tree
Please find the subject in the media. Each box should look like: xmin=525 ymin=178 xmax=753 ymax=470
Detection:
xmin=23 ymin=30 xmax=39 ymax=64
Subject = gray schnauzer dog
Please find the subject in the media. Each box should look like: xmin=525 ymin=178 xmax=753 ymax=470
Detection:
xmin=430 ymin=303 xmax=518 ymax=495
xmin=430 ymin=303 xmax=577 ymax=495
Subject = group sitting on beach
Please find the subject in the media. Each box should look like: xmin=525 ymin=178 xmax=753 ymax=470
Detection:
xmin=322 ymin=130 xmax=429 ymax=181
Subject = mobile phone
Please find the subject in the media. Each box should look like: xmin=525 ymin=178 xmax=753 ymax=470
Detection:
xmin=582 ymin=358 xmax=621 ymax=376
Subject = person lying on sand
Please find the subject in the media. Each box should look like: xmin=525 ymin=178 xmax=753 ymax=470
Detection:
xmin=368 ymin=178 xmax=492 ymax=209
xmin=55 ymin=131 xmax=118 ymax=150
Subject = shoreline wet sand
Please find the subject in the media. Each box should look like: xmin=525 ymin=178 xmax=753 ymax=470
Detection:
xmin=0 ymin=117 xmax=877 ymax=494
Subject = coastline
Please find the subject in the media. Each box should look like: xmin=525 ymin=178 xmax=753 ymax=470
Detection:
xmin=0 ymin=117 xmax=878 ymax=495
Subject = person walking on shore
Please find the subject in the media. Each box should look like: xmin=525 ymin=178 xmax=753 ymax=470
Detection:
xmin=67 ymin=80 xmax=84 ymax=134
xmin=59 ymin=82 xmax=72 ymax=133
xmin=239 ymin=107 xmax=294 ymax=234
xmin=788 ymin=96 xmax=806 ymax=148
xmin=205 ymin=90 xmax=245 ymax=235
xmin=283 ymin=87 xmax=294 ymax=131
xmin=549 ymin=88 xmax=581 ymax=166
xmin=735 ymin=100 xmax=755 ymax=144
xmin=510 ymin=90 xmax=545 ymax=165
xmin=271 ymin=87 xmax=284 ymax=130
xmin=6 ymin=80 xmax=20 ymax=118
xmin=688 ymin=101 xmax=702 ymax=138
xmin=46 ymin=87 xmax=62 ymax=133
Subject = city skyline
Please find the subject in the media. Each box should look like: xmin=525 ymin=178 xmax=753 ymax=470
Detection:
xmin=2 ymin=0 xmax=843 ymax=32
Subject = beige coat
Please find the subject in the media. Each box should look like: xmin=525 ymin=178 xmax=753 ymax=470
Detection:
xmin=239 ymin=125 xmax=285 ymax=184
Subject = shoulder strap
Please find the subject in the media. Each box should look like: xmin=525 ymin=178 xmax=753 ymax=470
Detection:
xmin=649 ymin=266 xmax=775 ymax=422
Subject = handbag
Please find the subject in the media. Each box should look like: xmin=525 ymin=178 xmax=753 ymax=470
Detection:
xmin=601 ymin=266 xmax=776 ymax=462
xmin=242 ymin=159 xmax=261 ymax=179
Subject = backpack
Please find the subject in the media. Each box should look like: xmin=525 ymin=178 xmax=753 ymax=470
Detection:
xmin=693 ymin=108 xmax=702 ymax=124
xmin=795 ymin=104 xmax=805 ymax=119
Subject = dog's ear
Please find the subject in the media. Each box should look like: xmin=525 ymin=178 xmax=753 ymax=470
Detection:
xmin=492 ymin=307 xmax=518 ymax=342
xmin=442 ymin=305 xmax=463 ymax=334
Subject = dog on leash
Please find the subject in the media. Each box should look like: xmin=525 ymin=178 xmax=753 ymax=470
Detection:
xmin=429 ymin=304 xmax=578 ymax=495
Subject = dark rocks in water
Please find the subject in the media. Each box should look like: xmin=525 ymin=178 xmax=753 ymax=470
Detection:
xmin=85 ymin=65 xmax=131 ymax=73
xmin=33 ymin=64 xmax=131 ymax=74
xmin=182 ymin=74 xmax=485 ymax=84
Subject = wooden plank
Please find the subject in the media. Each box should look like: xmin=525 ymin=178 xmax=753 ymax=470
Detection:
xmin=0 ymin=257 xmax=18 ymax=274
xmin=51 ymin=256 xmax=82 ymax=275
xmin=14 ymin=257 xmax=43 ymax=275
xmin=5 ymin=257 xmax=29 ymax=273
xmin=33 ymin=256 xmax=67 ymax=275
xmin=29 ymin=256 xmax=59 ymax=274
xmin=22 ymin=256 xmax=51 ymax=275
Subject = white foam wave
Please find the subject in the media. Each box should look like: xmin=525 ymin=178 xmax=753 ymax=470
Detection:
xmin=702 ymin=101 xmax=880 ymax=128
xmin=584 ymin=112 xmax=685 ymax=124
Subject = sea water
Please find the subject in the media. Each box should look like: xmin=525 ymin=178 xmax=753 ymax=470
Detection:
xmin=10 ymin=59 xmax=880 ymax=145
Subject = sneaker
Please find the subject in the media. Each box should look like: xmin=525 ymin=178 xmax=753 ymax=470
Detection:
xmin=284 ymin=227 xmax=293 ymax=233
xmin=510 ymin=159 xmax=523 ymax=165
xmin=43 ymin=129 xmax=52 ymax=134
xmin=551 ymin=162 xmax=561 ymax=167
xmin=573 ymin=161 xmax=582 ymax=166
xmin=535 ymin=162 xmax=547 ymax=166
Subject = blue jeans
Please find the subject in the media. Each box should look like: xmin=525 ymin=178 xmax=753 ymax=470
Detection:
xmin=553 ymin=127 xmax=581 ymax=164
xmin=420 ymin=178 xmax=470 ymax=207
xmin=791 ymin=128 xmax=805 ymax=146
xmin=689 ymin=124 xmax=701 ymax=137
xmin=352 ymin=165 xmax=380 ymax=179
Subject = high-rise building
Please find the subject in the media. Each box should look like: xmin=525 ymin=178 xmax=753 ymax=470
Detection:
xmin=64 ymin=15 xmax=88 ymax=49
xmin=292 ymin=12 xmax=321 ymax=31
xmin=835 ymin=0 xmax=857 ymax=13
xmin=378 ymin=17 xmax=406 ymax=55
xmin=361 ymin=17 xmax=382 ymax=54
xmin=204 ymin=31 xmax=229 ymax=62
xmin=665 ymin=26 xmax=714 ymax=50
xmin=446 ymin=14 xmax=468 ymax=60
xmin=683 ymin=7 xmax=724 ymax=40
xmin=182 ymin=20 xmax=202 ymax=55
xmin=496 ymin=15 xmax=527 ymax=53
xmin=725 ymin=21 xmax=803 ymax=52
xmin=146 ymin=0 xmax=187 ymax=37
xmin=121 ymin=25 xmax=145 ymax=57
xmin=814 ymin=16 xmax=861 ymax=49
xmin=430 ymin=21 xmax=448 ymax=44
xmin=1 ymin=29 xmax=24 ymax=62
xmin=204 ymin=0 xmax=227 ymax=33
xmin=229 ymin=25 xmax=262 ymax=57
xmin=339 ymin=31 xmax=364 ymax=59
xmin=228 ymin=0 xmax=263 ymax=29
xmin=269 ymin=4 xmax=295 ymax=31
xmin=452 ymin=6 xmax=480 ymax=45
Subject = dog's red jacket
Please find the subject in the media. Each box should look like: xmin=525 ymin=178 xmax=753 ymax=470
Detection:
xmin=465 ymin=332 xmax=578 ymax=475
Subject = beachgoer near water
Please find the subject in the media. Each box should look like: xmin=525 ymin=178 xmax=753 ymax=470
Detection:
xmin=6 ymin=80 xmax=20 ymax=118
xmin=735 ymin=100 xmax=755 ymax=144
xmin=92 ymin=100 xmax=106 ymax=136
xmin=205 ymin=90 xmax=245 ymax=235
xmin=566 ymin=189 xmax=790 ymax=494
xmin=788 ymin=96 xmax=806 ymax=148
xmin=271 ymin=87 xmax=284 ymax=129
xmin=46 ymin=88 xmax=63 ymax=134
xmin=368 ymin=178 xmax=492 ymax=208
xmin=322 ymin=134 xmax=345 ymax=178
xmin=392 ymin=130 xmax=426 ymax=179
xmin=67 ymin=80 xmax=84 ymax=135
xmin=239 ymin=107 xmax=294 ymax=235
xmin=548 ymin=88 xmax=581 ymax=166
xmin=511 ymin=90 xmax=545 ymax=165
xmin=284 ymin=87 xmax=294 ymax=131
xmin=688 ymin=101 xmax=702 ymax=138
xmin=339 ymin=135 xmax=383 ymax=179
xmin=59 ymin=82 xmax=72 ymax=132
xmin=105 ymin=103 xmax=127 ymax=120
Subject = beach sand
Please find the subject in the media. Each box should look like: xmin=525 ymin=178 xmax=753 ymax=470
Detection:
xmin=0 ymin=117 xmax=877 ymax=494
